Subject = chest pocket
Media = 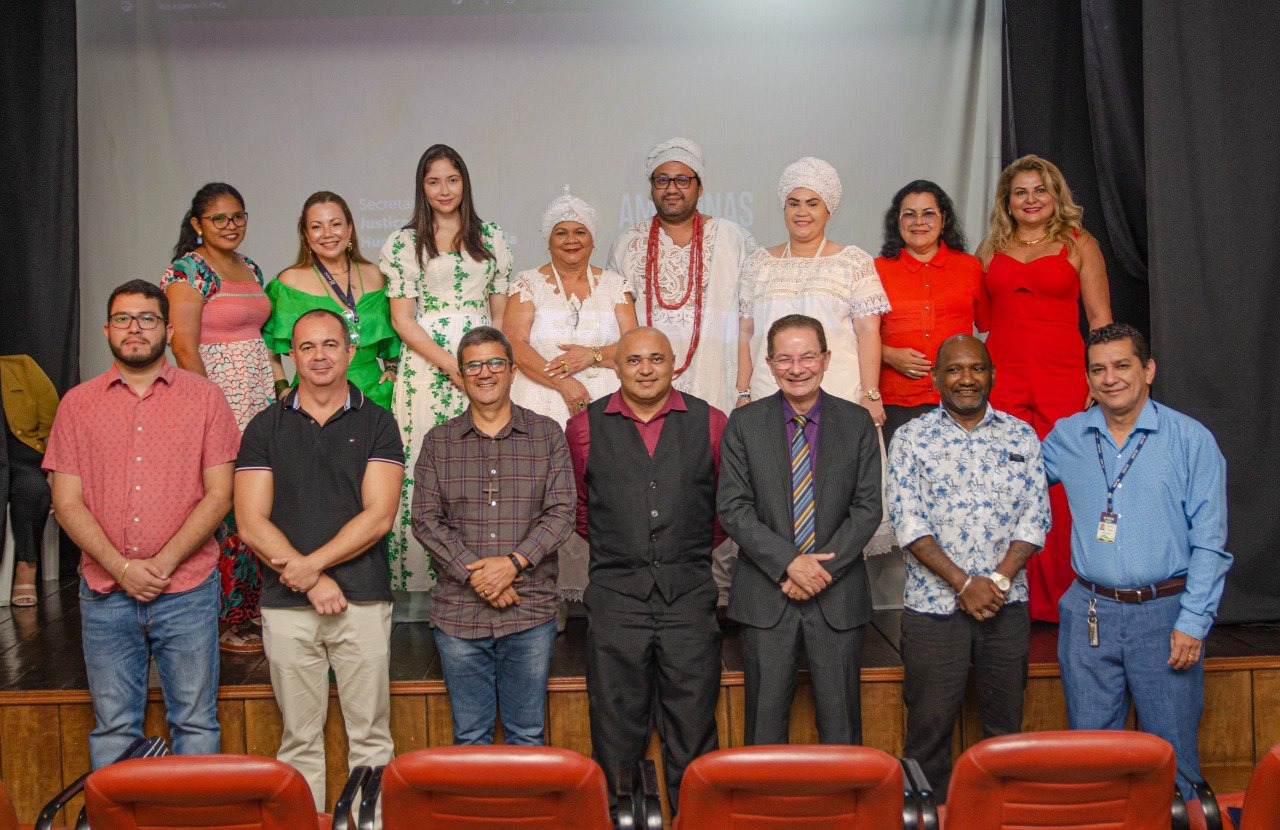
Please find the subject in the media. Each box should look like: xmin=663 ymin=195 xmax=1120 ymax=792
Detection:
xmin=979 ymin=445 xmax=1024 ymax=497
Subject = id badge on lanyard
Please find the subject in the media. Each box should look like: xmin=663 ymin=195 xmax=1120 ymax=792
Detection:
xmin=1094 ymin=431 xmax=1147 ymax=544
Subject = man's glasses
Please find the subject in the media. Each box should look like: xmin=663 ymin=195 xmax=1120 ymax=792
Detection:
xmin=650 ymin=175 xmax=699 ymax=190
xmin=767 ymin=353 xmax=824 ymax=369
xmin=202 ymin=211 xmax=248 ymax=229
xmin=108 ymin=313 xmax=165 ymax=330
xmin=461 ymin=358 xmax=512 ymax=376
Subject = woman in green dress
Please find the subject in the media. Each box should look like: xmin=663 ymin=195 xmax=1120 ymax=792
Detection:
xmin=265 ymin=191 xmax=400 ymax=408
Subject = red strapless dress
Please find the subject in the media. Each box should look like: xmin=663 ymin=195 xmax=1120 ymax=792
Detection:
xmin=984 ymin=245 xmax=1087 ymax=622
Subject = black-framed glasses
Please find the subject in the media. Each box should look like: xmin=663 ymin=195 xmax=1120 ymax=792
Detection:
xmin=108 ymin=313 xmax=166 ymax=330
xmin=650 ymin=175 xmax=699 ymax=190
xmin=202 ymin=211 xmax=248 ymax=229
xmin=461 ymin=357 xmax=512 ymax=376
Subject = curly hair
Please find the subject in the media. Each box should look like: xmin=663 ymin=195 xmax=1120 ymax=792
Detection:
xmin=879 ymin=180 xmax=968 ymax=259
xmin=976 ymin=155 xmax=1084 ymax=261
xmin=286 ymin=191 xmax=373 ymax=271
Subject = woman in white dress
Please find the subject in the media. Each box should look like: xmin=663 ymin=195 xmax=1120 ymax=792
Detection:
xmin=503 ymin=188 xmax=637 ymax=609
xmin=736 ymin=157 xmax=894 ymax=553
xmin=382 ymin=144 xmax=512 ymax=592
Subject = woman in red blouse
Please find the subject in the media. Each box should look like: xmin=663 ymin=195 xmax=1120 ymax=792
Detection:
xmin=875 ymin=180 xmax=986 ymax=441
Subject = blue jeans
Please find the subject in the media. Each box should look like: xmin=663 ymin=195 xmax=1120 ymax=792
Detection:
xmin=1059 ymin=580 xmax=1204 ymax=798
xmin=433 ymin=619 xmax=557 ymax=745
xmin=80 ymin=570 xmax=221 ymax=769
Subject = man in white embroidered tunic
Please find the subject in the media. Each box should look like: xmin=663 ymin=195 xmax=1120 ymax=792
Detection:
xmin=885 ymin=334 xmax=1050 ymax=798
xmin=607 ymin=137 xmax=756 ymax=611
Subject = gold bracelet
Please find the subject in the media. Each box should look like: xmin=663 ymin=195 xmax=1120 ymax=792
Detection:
xmin=119 ymin=560 xmax=131 ymax=584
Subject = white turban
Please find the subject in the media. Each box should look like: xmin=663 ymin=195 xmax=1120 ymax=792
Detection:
xmin=645 ymin=137 xmax=705 ymax=179
xmin=778 ymin=156 xmax=842 ymax=214
xmin=541 ymin=186 xmax=598 ymax=242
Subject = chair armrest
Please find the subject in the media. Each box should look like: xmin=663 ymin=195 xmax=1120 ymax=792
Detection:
xmin=331 ymin=766 xmax=370 ymax=830
xmin=900 ymin=757 xmax=938 ymax=830
xmin=1173 ymin=789 xmax=1190 ymax=830
xmin=637 ymin=759 xmax=662 ymax=830
xmin=613 ymin=761 xmax=636 ymax=830
xmin=1177 ymin=759 xmax=1223 ymax=830
xmin=357 ymin=765 xmax=384 ymax=830
xmin=36 ymin=736 xmax=167 ymax=830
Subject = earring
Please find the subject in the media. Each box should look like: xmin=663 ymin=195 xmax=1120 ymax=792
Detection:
xmin=347 ymin=242 xmax=353 ymax=252
xmin=197 ymin=234 xmax=203 ymax=245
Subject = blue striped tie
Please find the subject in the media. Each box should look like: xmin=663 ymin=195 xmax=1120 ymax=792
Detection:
xmin=790 ymin=415 xmax=816 ymax=555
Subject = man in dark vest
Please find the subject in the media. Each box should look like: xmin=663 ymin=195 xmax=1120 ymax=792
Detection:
xmin=565 ymin=326 xmax=727 ymax=815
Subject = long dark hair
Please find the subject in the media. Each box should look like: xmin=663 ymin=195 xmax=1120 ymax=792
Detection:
xmin=172 ymin=182 xmax=245 ymax=260
xmin=879 ymin=179 xmax=967 ymax=258
xmin=404 ymin=144 xmax=494 ymax=269
xmin=286 ymin=191 xmax=373 ymax=271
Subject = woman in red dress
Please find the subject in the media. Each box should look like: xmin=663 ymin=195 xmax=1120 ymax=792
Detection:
xmin=977 ymin=155 xmax=1111 ymax=622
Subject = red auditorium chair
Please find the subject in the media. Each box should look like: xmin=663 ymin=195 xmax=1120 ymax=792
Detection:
xmin=673 ymin=744 xmax=906 ymax=829
xmin=1210 ymin=742 xmax=1280 ymax=830
xmin=376 ymin=745 xmax=613 ymax=830
xmin=81 ymin=754 xmax=355 ymax=829
xmin=943 ymin=730 xmax=1177 ymax=830
xmin=0 ymin=777 xmax=36 ymax=830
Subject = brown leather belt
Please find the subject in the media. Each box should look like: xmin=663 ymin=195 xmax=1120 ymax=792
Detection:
xmin=1076 ymin=576 xmax=1187 ymax=603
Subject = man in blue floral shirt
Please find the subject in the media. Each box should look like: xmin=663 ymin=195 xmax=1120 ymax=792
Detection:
xmin=886 ymin=334 xmax=1050 ymax=798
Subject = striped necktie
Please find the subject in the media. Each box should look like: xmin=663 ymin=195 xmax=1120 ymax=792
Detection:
xmin=790 ymin=414 xmax=816 ymax=555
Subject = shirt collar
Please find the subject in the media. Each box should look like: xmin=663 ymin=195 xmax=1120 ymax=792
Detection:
xmin=604 ymin=389 xmax=687 ymax=423
xmin=457 ymin=402 xmax=531 ymax=439
xmin=105 ymin=360 xmax=176 ymax=389
xmin=285 ymin=381 xmax=359 ymax=413
xmin=896 ymin=240 xmax=951 ymax=273
xmin=782 ymin=392 xmax=822 ymax=425
xmin=1082 ymin=397 xmax=1161 ymax=436
xmin=937 ymin=402 xmax=1000 ymax=431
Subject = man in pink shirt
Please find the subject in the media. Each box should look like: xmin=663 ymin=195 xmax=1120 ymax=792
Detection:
xmin=43 ymin=279 xmax=239 ymax=769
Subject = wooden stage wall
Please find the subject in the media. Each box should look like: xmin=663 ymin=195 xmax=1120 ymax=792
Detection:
xmin=1 ymin=657 xmax=1276 ymax=826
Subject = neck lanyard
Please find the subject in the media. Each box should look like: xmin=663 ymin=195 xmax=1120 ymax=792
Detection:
xmin=1094 ymin=430 xmax=1148 ymax=514
xmin=313 ymin=259 xmax=358 ymax=313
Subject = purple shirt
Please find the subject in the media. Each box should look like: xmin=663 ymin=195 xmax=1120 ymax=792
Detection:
xmin=782 ymin=394 xmax=822 ymax=473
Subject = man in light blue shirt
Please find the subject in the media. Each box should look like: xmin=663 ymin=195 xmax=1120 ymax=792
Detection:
xmin=1043 ymin=323 xmax=1232 ymax=796
xmin=887 ymin=334 xmax=1050 ymax=798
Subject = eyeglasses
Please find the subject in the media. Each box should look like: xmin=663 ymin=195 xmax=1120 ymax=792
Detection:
xmin=461 ymin=357 xmax=512 ymax=376
xmin=108 ymin=313 xmax=165 ymax=330
xmin=767 ymin=353 xmax=824 ymax=369
xmin=650 ymin=175 xmax=699 ymax=190
xmin=899 ymin=209 xmax=941 ymax=224
xmin=202 ymin=211 xmax=248 ymax=229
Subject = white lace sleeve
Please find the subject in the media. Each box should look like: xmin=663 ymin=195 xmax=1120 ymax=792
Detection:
xmin=842 ymin=246 xmax=892 ymax=319
xmin=738 ymin=249 xmax=767 ymax=318
xmin=508 ymin=269 xmax=544 ymax=304
xmin=596 ymin=269 xmax=631 ymax=307
xmin=606 ymin=225 xmax=645 ymax=298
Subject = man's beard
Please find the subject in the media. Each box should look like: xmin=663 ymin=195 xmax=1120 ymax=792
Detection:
xmin=110 ymin=337 xmax=167 ymax=369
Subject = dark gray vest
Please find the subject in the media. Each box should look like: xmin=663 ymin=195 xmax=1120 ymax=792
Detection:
xmin=584 ymin=394 xmax=716 ymax=602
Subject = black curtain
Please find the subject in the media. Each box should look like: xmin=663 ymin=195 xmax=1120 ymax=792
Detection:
xmin=0 ymin=0 xmax=79 ymax=393
xmin=1144 ymin=3 xmax=1280 ymax=623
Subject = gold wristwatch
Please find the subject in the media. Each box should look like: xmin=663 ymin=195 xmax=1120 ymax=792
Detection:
xmin=989 ymin=572 xmax=1011 ymax=593
xmin=863 ymin=387 xmax=882 ymax=401
xmin=593 ymin=348 xmax=603 ymax=365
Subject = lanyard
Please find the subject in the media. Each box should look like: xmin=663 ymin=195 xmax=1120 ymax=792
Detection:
xmin=313 ymin=260 xmax=358 ymax=313
xmin=1094 ymin=430 xmax=1147 ymax=514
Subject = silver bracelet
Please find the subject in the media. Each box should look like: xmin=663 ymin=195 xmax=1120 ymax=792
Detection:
xmin=956 ymin=574 xmax=974 ymax=596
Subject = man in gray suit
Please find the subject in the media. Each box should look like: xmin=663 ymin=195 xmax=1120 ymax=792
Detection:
xmin=719 ymin=313 xmax=883 ymax=744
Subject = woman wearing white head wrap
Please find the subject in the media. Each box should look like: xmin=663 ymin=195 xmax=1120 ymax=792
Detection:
xmin=504 ymin=187 xmax=638 ymax=427
xmin=737 ymin=157 xmax=895 ymax=552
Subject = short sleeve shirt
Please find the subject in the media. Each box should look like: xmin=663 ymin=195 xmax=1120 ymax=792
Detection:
xmin=42 ymin=363 xmax=241 ymax=593
xmin=237 ymin=383 xmax=404 ymax=608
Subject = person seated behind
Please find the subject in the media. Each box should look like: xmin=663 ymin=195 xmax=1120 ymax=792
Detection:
xmin=2 ymin=354 xmax=60 ymax=605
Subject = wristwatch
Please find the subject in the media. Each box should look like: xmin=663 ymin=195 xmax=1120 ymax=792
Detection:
xmin=988 ymin=572 xmax=1011 ymax=593
xmin=863 ymin=387 xmax=882 ymax=401
xmin=592 ymin=348 xmax=603 ymax=365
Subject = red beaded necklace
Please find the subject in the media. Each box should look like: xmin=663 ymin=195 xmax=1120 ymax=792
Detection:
xmin=644 ymin=212 xmax=704 ymax=376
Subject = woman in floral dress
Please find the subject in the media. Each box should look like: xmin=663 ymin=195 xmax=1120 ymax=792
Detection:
xmin=161 ymin=181 xmax=273 ymax=651
xmin=382 ymin=145 xmax=512 ymax=592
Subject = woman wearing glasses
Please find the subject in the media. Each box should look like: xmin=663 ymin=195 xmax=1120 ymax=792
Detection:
xmin=264 ymin=191 xmax=401 ymax=410
xmin=504 ymin=188 xmax=636 ymax=426
xmin=874 ymin=180 xmax=986 ymax=442
xmin=161 ymin=181 xmax=272 ymax=651
xmin=381 ymin=144 xmax=512 ymax=593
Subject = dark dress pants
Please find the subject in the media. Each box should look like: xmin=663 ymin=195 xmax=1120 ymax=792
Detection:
xmin=4 ymin=439 xmax=50 ymax=566
xmin=901 ymin=602 xmax=1030 ymax=799
xmin=584 ymin=579 xmax=721 ymax=815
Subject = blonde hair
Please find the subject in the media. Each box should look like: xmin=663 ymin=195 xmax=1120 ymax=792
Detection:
xmin=977 ymin=155 xmax=1084 ymax=261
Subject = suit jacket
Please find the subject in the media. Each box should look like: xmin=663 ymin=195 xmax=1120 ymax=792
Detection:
xmin=1 ymin=355 xmax=59 ymax=455
xmin=718 ymin=390 xmax=882 ymax=630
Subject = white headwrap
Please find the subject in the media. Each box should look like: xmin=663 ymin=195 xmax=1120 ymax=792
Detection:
xmin=778 ymin=156 xmax=842 ymax=214
xmin=541 ymin=186 xmax=598 ymax=242
xmin=645 ymin=137 xmax=706 ymax=179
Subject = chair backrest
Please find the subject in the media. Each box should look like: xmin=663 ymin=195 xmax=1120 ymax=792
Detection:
xmin=379 ymin=746 xmax=612 ymax=830
xmin=1239 ymin=742 xmax=1280 ymax=830
xmin=0 ymin=778 xmax=20 ymax=830
xmin=674 ymin=744 xmax=905 ymax=829
xmin=944 ymin=730 xmax=1176 ymax=830
xmin=83 ymin=754 xmax=323 ymax=830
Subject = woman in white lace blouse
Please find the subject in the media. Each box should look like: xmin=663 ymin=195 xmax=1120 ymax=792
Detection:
xmin=736 ymin=157 xmax=891 ymax=425
xmin=504 ymin=189 xmax=637 ymax=427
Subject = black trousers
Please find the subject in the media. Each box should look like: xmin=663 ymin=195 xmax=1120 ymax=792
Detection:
xmin=584 ymin=579 xmax=721 ymax=815
xmin=5 ymin=440 xmax=50 ymax=567
xmin=883 ymin=403 xmax=936 ymax=446
xmin=901 ymin=603 xmax=1030 ymax=800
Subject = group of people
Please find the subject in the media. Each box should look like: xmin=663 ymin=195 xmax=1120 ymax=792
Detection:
xmin=30 ymin=135 xmax=1233 ymax=817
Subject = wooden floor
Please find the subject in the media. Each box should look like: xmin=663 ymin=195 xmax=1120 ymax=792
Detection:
xmin=2 ymin=577 xmax=1278 ymax=825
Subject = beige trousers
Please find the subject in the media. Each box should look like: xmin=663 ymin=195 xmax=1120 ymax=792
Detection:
xmin=261 ymin=601 xmax=393 ymax=812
